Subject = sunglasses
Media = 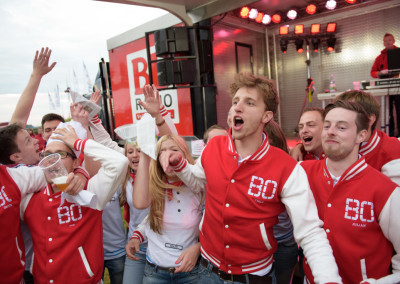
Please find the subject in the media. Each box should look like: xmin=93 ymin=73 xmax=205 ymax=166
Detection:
xmin=39 ymin=151 xmax=76 ymax=160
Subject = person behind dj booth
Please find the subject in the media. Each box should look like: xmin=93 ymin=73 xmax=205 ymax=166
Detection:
xmin=370 ymin=33 xmax=400 ymax=137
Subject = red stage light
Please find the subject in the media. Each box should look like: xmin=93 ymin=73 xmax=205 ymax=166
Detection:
xmin=306 ymin=4 xmax=317 ymax=14
xmin=295 ymin=25 xmax=304 ymax=34
xmin=240 ymin=7 xmax=250 ymax=18
xmin=272 ymin=14 xmax=281 ymax=23
xmin=295 ymin=38 xmax=304 ymax=53
xmin=311 ymin=24 xmax=321 ymax=34
xmin=279 ymin=26 xmax=289 ymax=35
xmin=327 ymin=47 xmax=334 ymax=51
xmin=326 ymin=22 xmax=337 ymax=33
xmin=345 ymin=0 xmax=356 ymax=3
xmin=255 ymin=12 xmax=264 ymax=23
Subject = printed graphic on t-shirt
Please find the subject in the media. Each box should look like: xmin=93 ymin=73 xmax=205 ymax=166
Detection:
xmin=165 ymin=243 xmax=183 ymax=250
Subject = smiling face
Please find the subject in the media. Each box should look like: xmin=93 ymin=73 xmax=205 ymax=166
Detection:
xmin=231 ymin=87 xmax=273 ymax=142
xmin=298 ymin=110 xmax=324 ymax=157
xmin=126 ymin=143 xmax=140 ymax=172
xmin=322 ymin=108 xmax=365 ymax=161
xmin=13 ymin=129 xmax=40 ymax=165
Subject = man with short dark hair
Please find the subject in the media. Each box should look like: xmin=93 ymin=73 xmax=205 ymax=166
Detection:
xmin=41 ymin=113 xmax=65 ymax=141
xmin=302 ymin=100 xmax=400 ymax=283
xmin=337 ymin=90 xmax=400 ymax=185
xmin=0 ymin=123 xmax=84 ymax=284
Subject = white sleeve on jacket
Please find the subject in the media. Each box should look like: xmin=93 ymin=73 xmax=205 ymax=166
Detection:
xmin=281 ymin=163 xmax=342 ymax=284
xmin=80 ymin=139 xmax=129 ymax=210
xmin=173 ymin=155 xmax=206 ymax=194
xmin=132 ymin=215 xmax=148 ymax=243
xmin=89 ymin=118 xmax=124 ymax=155
xmin=368 ymin=187 xmax=400 ymax=284
xmin=381 ymin=159 xmax=400 ymax=186
xmin=7 ymin=166 xmax=46 ymax=197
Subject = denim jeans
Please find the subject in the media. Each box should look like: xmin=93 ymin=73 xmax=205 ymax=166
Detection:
xmin=103 ymin=255 xmax=125 ymax=284
xmin=198 ymin=260 xmax=276 ymax=284
xmin=143 ymin=261 xmax=199 ymax=284
xmin=122 ymin=252 xmax=146 ymax=284
xmin=274 ymin=242 xmax=299 ymax=284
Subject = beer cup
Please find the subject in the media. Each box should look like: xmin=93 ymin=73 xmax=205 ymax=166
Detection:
xmin=39 ymin=153 xmax=69 ymax=191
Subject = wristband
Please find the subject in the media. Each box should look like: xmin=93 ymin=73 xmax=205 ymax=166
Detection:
xmin=156 ymin=119 xmax=166 ymax=127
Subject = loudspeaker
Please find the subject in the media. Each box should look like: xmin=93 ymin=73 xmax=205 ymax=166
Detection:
xmin=155 ymin=27 xmax=190 ymax=56
xmin=157 ymin=60 xmax=195 ymax=86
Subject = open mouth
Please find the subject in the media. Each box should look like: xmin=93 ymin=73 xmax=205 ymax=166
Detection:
xmin=234 ymin=116 xmax=244 ymax=127
xmin=303 ymin=136 xmax=313 ymax=143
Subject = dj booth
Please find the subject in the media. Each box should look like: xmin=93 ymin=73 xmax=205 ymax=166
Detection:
xmin=317 ymin=77 xmax=400 ymax=134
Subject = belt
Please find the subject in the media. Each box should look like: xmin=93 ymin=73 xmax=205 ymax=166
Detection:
xmin=200 ymin=258 xmax=273 ymax=284
xmin=146 ymin=260 xmax=175 ymax=273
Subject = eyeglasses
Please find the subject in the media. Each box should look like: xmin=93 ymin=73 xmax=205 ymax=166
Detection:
xmin=39 ymin=151 xmax=76 ymax=160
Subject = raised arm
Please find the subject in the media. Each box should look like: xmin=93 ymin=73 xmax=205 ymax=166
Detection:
xmin=53 ymin=126 xmax=129 ymax=210
xmin=140 ymin=84 xmax=177 ymax=136
xmin=132 ymin=151 xmax=151 ymax=209
xmin=10 ymin=47 xmax=56 ymax=127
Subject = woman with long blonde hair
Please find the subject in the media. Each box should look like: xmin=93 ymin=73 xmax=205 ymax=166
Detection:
xmin=129 ymin=134 xmax=205 ymax=284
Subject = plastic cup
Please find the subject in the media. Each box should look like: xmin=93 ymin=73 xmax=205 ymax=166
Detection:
xmin=38 ymin=153 xmax=69 ymax=191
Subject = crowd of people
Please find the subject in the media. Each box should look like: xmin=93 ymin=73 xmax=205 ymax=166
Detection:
xmin=0 ymin=40 xmax=399 ymax=284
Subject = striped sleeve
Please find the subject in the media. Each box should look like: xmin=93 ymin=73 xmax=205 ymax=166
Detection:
xmin=74 ymin=139 xmax=88 ymax=154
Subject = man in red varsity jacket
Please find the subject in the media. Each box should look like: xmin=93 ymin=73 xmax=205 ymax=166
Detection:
xmin=164 ymin=73 xmax=342 ymax=284
xmin=302 ymin=100 xmax=400 ymax=284
xmin=0 ymin=123 xmax=85 ymax=284
xmin=291 ymin=107 xmax=326 ymax=161
xmin=337 ymin=90 xmax=400 ymax=185
xmin=20 ymin=125 xmax=128 ymax=284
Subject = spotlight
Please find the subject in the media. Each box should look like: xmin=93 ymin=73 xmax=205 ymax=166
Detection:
xmin=272 ymin=14 xmax=281 ymax=24
xmin=280 ymin=39 xmax=288 ymax=54
xmin=311 ymin=24 xmax=321 ymax=34
xmin=346 ymin=0 xmax=356 ymax=3
xmin=327 ymin=37 xmax=336 ymax=51
xmin=306 ymin=4 xmax=317 ymax=14
xmin=326 ymin=0 xmax=337 ymax=10
xmin=249 ymin=8 xmax=258 ymax=19
xmin=262 ymin=14 xmax=271 ymax=25
xmin=312 ymin=38 xmax=320 ymax=52
xmin=295 ymin=38 xmax=304 ymax=53
xmin=287 ymin=9 xmax=297 ymax=20
xmin=326 ymin=22 xmax=337 ymax=33
xmin=295 ymin=25 xmax=304 ymax=34
xmin=279 ymin=26 xmax=289 ymax=35
xmin=240 ymin=7 xmax=250 ymax=18
xmin=255 ymin=12 xmax=264 ymax=23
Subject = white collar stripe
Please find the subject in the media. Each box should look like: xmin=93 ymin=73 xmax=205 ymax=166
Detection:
xmin=360 ymin=131 xmax=379 ymax=154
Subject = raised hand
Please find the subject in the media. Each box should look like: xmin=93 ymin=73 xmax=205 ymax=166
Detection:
xmin=139 ymin=84 xmax=162 ymax=118
xmin=70 ymin=103 xmax=89 ymax=130
xmin=33 ymin=47 xmax=56 ymax=77
xmin=52 ymin=125 xmax=79 ymax=149
xmin=90 ymin=91 xmax=102 ymax=105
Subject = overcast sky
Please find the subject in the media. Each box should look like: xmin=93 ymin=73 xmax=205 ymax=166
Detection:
xmin=0 ymin=0 xmax=168 ymax=126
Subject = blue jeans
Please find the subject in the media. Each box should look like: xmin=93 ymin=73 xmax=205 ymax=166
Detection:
xmin=122 ymin=252 xmax=146 ymax=284
xmin=103 ymin=255 xmax=126 ymax=284
xmin=143 ymin=261 xmax=199 ymax=284
xmin=274 ymin=242 xmax=299 ymax=284
xmin=198 ymin=260 xmax=276 ymax=284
